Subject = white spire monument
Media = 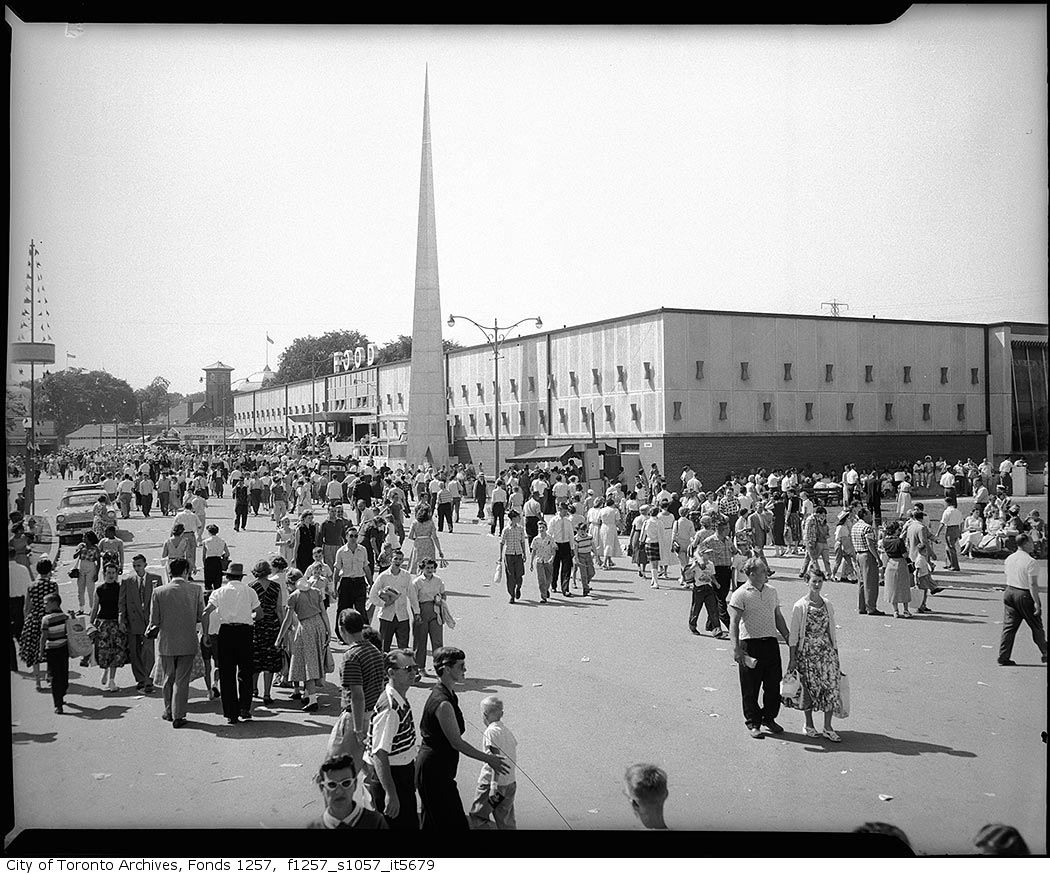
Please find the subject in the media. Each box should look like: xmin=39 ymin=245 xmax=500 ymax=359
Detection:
xmin=406 ymin=68 xmax=449 ymax=468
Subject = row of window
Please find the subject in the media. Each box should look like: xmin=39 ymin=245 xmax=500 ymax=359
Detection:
xmin=236 ymin=396 xmax=376 ymax=421
xmin=720 ymin=363 xmax=978 ymax=385
xmin=451 ymin=400 xmax=970 ymax=433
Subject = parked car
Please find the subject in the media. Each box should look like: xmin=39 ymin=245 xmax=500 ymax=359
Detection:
xmin=49 ymin=485 xmax=118 ymax=544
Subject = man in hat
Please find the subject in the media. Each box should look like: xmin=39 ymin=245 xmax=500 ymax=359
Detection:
xmin=203 ymin=561 xmax=262 ymax=724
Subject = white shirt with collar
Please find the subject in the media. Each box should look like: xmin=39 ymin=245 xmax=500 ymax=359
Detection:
xmin=548 ymin=514 xmax=574 ymax=544
xmin=210 ymin=579 xmax=260 ymax=626
xmin=368 ymin=569 xmax=418 ymax=623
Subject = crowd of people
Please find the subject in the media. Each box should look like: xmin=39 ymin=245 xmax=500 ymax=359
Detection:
xmin=6 ymin=440 xmax=1046 ymax=841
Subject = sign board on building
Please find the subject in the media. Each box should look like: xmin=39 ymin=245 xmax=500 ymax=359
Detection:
xmin=334 ymin=344 xmax=377 ymax=373
xmin=643 ymin=442 xmax=653 ymax=448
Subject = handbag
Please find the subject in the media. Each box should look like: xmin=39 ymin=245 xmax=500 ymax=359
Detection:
xmin=493 ymin=560 xmax=504 ymax=586
xmin=65 ymin=615 xmax=93 ymax=659
xmin=834 ymin=672 xmax=850 ymax=719
xmin=780 ymin=670 xmax=804 ymax=709
xmin=324 ymin=645 xmax=335 ymax=675
xmin=326 ymin=710 xmax=358 ymax=761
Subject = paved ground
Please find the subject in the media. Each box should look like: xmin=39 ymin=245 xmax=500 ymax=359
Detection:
xmin=9 ymin=476 xmax=1048 ymax=850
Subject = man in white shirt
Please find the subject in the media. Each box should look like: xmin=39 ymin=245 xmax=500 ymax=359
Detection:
xmin=368 ymin=550 xmax=418 ymax=652
xmin=939 ymin=469 xmax=957 ymax=499
xmin=335 ymin=529 xmax=373 ymax=622
xmin=548 ymin=504 xmax=576 ymax=596
xmin=844 ymin=465 xmax=860 ymax=504
xmin=202 ymin=562 xmax=262 ymax=724
xmin=174 ymin=501 xmax=202 ymax=544
xmin=522 ymin=492 xmax=543 ymax=546
xmin=998 ymin=535 xmax=1047 ymax=666
xmin=998 ymin=458 xmax=1014 ymax=496
xmin=939 ymin=498 xmax=965 ymax=571
xmin=325 ymin=475 xmax=345 ymax=505
xmin=489 ymin=481 xmax=508 ymax=536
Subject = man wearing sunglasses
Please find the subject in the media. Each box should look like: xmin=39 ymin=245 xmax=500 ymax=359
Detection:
xmin=364 ymin=648 xmax=421 ymax=829
xmin=306 ymin=755 xmax=387 ymax=829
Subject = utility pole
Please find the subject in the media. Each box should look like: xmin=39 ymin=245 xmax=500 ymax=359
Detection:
xmin=27 ymin=241 xmax=37 ymax=516
xmin=821 ymin=299 xmax=850 ymax=318
xmin=140 ymin=400 xmax=146 ymax=447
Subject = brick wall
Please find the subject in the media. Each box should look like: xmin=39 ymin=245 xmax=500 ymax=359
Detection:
xmin=661 ymin=432 xmax=988 ymax=488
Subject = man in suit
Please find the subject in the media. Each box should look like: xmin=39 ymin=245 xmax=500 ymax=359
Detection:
xmin=147 ymin=556 xmax=203 ymax=729
xmin=119 ymin=553 xmax=160 ymax=693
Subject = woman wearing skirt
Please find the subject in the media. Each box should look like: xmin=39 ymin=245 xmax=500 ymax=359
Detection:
xmin=879 ymin=521 xmax=913 ymax=619
xmin=787 ymin=570 xmax=843 ymax=742
xmin=629 ymin=506 xmax=650 ymax=578
xmin=275 ymin=580 xmax=330 ymax=712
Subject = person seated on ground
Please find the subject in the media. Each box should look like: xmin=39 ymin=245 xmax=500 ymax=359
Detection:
xmin=973 ymin=823 xmax=1030 ymax=856
xmin=853 ymin=822 xmax=913 ymax=854
xmin=306 ymin=755 xmax=387 ymax=830
xmin=623 ymin=763 xmax=669 ymax=830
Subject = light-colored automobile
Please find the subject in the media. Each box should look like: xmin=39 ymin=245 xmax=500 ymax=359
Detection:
xmin=50 ymin=485 xmax=118 ymax=543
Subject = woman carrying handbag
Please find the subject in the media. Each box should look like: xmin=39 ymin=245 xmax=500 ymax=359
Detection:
xmin=787 ymin=569 xmax=844 ymax=742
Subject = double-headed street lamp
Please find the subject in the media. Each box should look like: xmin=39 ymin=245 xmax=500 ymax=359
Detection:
xmin=446 ymin=314 xmax=543 ymax=478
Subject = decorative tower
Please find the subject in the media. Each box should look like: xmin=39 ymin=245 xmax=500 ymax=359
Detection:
xmin=202 ymin=361 xmax=235 ymax=424
xmin=406 ymin=68 xmax=449 ymax=468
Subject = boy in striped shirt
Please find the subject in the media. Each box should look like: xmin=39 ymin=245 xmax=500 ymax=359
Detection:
xmin=573 ymin=523 xmax=595 ymax=596
xmin=39 ymin=593 xmax=70 ymax=713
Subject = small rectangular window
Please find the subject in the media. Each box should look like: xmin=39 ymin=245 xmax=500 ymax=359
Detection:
xmin=460 ymin=384 xmax=467 ymax=400
xmin=643 ymin=362 xmax=653 ymax=381
xmin=804 ymin=402 xmax=814 ymax=421
xmin=509 ymin=378 xmax=517 ymax=396
xmin=485 ymin=412 xmax=492 ymax=431
xmin=538 ymin=409 xmax=546 ymax=425
xmin=740 ymin=362 xmax=749 ymax=381
xmin=547 ymin=375 xmax=556 ymax=392
xmin=528 ymin=375 xmax=536 ymax=393
xmin=519 ymin=410 xmax=526 ymax=426
xmin=673 ymin=401 xmax=682 ymax=421
xmin=630 ymin=403 xmax=640 ymax=421
xmin=501 ymin=411 xmax=509 ymax=427
xmin=903 ymin=366 xmax=911 ymax=384
xmin=762 ymin=401 xmax=772 ymax=421
xmin=445 ymin=386 xmax=453 ymax=401
xmin=957 ymin=403 xmax=966 ymax=421
xmin=453 ymin=415 xmax=461 ymax=427
xmin=592 ymin=368 xmax=601 ymax=387
xmin=397 ymin=393 xmax=404 ymax=408
xmin=970 ymin=367 xmax=979 ymax=385
xmin=865 ymin=365 xmax=873 ymax=383
xmin=845 ymin=402 xmax=854 ymax=421
xmin=605 ymin=404 xmax=614 ymax=422
xmin=922 ymin=403 xmax=931 ymax=421
xmin=569 ymin=371 xmax=578 ymax=390
xmin=581 ymin=405 xmax=589 ymax=422
xmin=617 ymin=365 xmax=627 ymax=384
xmin=940 ymin=367 xmax=949 ymax=385
xmin=885 ymin=403 xmax=894 ymax=421
xmin=825 ymin=364 xmax=834 ymax=383
xmin=469 ymin=414 xmax=476 ymax=431
xmin=558 ymin=407 xmax=566 ymax=421
xmin=783 ymin=363 xmax=792 ymax=381
xmin=476 ymin=381 xmax=484 ymax=398
xmin=718 ymin=401 xmax=728 ymax=421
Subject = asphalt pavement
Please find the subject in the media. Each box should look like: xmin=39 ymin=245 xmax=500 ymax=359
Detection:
xmin=8 ymin=475 xmax=1048 ymax=850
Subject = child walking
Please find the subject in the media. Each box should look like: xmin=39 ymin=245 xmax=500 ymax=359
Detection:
xmin=528 ymin=520 xmax=555 ymax=603
xmin=39 ymin=593 xmax=70 ymax=713
xmin=573 ymin=522 xmax=596 ymax=596
xmin=468 ymin=695 xmax=518 ymax=830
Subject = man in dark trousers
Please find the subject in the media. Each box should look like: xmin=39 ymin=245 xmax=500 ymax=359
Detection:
xmin=202 ymin=562 xmax=262 ymax=725
xmin=729 ymin=557 xmax=791 ymax=740
xmin=474 ymin=475 xmax=487 ymax=523
xmin=548 ymin=503 xmax=576 ymax=597
xmin=863 ymin=469 xmax=882 ymax=526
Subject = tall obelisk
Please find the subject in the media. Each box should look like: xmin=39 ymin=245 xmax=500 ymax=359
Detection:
xmin=406 ymin=69 xmax=449 ymax=468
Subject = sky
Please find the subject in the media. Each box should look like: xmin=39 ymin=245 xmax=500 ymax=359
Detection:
xmin=7 ymin=8 xmax=1048 ymax=396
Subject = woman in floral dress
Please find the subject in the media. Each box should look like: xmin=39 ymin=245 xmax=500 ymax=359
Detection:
xmin=91 ymin=495 xmax=111 ymax=541
xmin=274 ymin=576 xmax=331 ymax=712
xmin=90 ymin=561 xmax=127 ymax=691
xmin=787 ymin=569 xmax=843 ymax=742
xmin=249 ymin=560 xmax=285 ymax=705
xmin=21 ymin=558 xmax=59 ymax=689
xmin=407 ymin=504 xmax=444 ymax=574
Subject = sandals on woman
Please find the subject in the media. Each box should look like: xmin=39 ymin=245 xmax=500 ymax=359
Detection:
xmin=804 ymin=726 xmax=820 ymax=737
xmin=822 ymin=729 xmax=842 ymax=743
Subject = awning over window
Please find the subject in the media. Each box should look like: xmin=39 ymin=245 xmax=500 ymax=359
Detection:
xmin=505 ymin=442 xmax=616 ymax=464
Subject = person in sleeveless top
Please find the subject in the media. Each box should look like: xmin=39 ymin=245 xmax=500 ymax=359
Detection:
xmin=415 ymin=646 xmax=508 ymax=830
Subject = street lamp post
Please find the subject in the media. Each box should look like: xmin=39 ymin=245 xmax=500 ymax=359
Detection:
xmin=307 ymin=356 xmax=329 ymax=449
xmin=446 ymin=314 xmax=543 ymax=479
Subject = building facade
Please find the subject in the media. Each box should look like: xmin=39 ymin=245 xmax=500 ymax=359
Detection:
xmin=233 ymin=308 xmax=1046 ymax=485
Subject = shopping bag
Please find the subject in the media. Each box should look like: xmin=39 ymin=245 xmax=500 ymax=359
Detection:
xmin=326 ymin=710 xmax=357 ymax=760
xmin=65 ymin=615 xmax=93 ymax=659
xmin=324 ymin=645 xmax=335 ymax=675
xmin=834 ymin=672 xmax=850 ymax=719
xmin=780 ymin=670 xmax=804 ymax=709
xmin=189 ymin=649 xmax=206 ymax=683
xmin=438 ymin=598 xmax=457 ymax=630
xmin=493 ymin=561 xmax=504 ymax=586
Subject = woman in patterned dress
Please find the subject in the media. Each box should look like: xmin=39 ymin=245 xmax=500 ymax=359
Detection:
xmin=161 ymin=523 xmax=194 ymax=581
xmin=787 ymin=569 xmax=843 ymax=742
xmin=407 ymin=504 xmax=443 ymax=575
xmin=21 ymin=558 xmax=59 ymax=689
xmin=250 ymin=560 xmax=285 ymax=705
xmin=90 ymin=495 xmax=111 ymax=541
xmin=90 ymin=560 xmax=127 ymax=691
xmin=274 ymin=575 xmax=331 ymax=712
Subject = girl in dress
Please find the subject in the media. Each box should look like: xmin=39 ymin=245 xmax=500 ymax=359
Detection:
xmin=275 ymin=516 xmax=296 ymax=566
xmin=629 ymin=505 xmax=650 ymax=578
xmin=275 ymin=572 xmax=331 ymax=712
xmin=90 ymin=561 xmax=127 ymax=691
xmin=787 ymin=570 xmax=843 ymax=742
xmin=407 ymin=504 xmax=444 ymax=575
xmin=879 ymin=521 xmax=913 ymax=619
xmin=73 ymin=531 xmax=101 ymax=615
xmin=21 ymin=558 xmax=59 ymax=689
xmin=161 ymin=523 xmax=193 ymax=581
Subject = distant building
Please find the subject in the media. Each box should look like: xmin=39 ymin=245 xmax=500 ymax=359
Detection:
xmin=202 ymin=361 xmax=235 ymax=423
xmin=65 ymin=422 xmax=165 ymax=451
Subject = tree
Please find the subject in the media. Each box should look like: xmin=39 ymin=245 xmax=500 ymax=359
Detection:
xmin=275 ymin=330 xmax=371 ymax=383
xmin=32 ymin=369 xmax=137 ymax=438
xmin=134 ymin=376 xmax=172 ymax=422
xmin=375 ymin=335 xmax=462 ymax=364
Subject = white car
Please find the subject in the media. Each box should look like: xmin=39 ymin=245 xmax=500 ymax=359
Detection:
xmin=49 ymin=485 xmax=118 ymax=544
